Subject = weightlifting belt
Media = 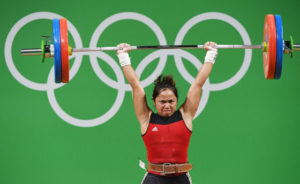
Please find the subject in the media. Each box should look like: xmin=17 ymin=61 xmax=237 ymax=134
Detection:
xmin=148 ymin=162 xmax=193 ymax=175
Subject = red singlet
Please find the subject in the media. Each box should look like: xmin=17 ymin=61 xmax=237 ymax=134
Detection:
xmin=142 ymin=110 xmax=192 ymax=174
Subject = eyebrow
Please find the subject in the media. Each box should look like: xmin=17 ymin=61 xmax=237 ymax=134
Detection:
xmin=160 ymin=99 xmax=174 ymax=103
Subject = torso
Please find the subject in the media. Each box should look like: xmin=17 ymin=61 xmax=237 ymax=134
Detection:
xmin=142 ymin=110 xmax=192 ymax=167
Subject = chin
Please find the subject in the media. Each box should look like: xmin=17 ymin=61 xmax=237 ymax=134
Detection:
xmin=161 ymin=111 xmax=173 ymax=117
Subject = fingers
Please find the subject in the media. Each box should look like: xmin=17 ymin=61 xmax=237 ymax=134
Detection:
xmin=117 ymin=43 xmax=131 ymax=54
xmin=204 ymin=41 xmax=218 ymax=51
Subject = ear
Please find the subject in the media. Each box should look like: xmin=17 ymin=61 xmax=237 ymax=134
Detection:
xmin=152 ymin=99 xmax=158 ymax=113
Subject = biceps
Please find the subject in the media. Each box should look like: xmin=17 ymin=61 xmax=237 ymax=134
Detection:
xmin=132 ymin=87 xmax=151 ymax=122
xmin=182 ymin=84 xmax=202 ymax=118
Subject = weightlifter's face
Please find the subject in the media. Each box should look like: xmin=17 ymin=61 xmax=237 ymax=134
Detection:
xmin=153 ymin=88 xmax=177 ymax=117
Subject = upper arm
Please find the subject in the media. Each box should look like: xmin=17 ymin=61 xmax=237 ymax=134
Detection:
xmin=132 ymin=85 xmax=152 ymax=126
xmin=180 ymin=82 xmax=202 ymax=122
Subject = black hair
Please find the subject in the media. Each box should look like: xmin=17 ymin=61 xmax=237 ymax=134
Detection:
xmin=152 ymin=75 xmax=178 ymax=101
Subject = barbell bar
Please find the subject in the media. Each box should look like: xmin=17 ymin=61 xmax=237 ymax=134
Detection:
xmin=22 ymin=44 xmax=264 ymax=54
xmin=20 ymin=14 xmax=299 ymax=83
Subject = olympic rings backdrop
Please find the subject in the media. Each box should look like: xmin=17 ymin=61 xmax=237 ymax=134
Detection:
xmin=1 ymin=0 xmax=300 ymax=184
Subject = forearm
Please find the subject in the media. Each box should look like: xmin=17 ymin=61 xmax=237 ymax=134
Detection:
xmin=194 ymin=62 xmax=213 ymax=87
xmin=122 ymin=65 xmax=142 ymax=89
xmin=185 ymin=62 xmax=213 ymax=105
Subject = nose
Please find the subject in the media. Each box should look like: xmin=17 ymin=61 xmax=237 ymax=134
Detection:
xmin=164 ymin=103 xmax=171 ymax=109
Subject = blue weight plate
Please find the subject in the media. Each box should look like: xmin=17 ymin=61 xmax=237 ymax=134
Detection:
xmin=274 ymin=15 xmax=283 ymax=79
xmin=53 ymin=19 xmax=62 ymax=83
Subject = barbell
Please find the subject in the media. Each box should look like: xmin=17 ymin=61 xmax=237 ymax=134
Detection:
xmin=21 ymin=14 xmax=299 ymax=83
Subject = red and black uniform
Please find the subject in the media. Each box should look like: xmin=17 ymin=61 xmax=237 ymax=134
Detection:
xmin=141 ymin=110 xmax=192 ymax=184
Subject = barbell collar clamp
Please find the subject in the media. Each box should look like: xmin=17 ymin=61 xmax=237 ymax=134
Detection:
xmin=293 ymin=44 xmax=300 ymax=51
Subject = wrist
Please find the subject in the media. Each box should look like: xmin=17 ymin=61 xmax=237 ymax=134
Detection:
xmin=117 ymin=52 xmax=131 ymax=66
xmin=204 ymin=49 xmax=218 ymax=64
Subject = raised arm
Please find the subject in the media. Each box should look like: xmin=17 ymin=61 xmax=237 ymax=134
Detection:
xmin=179 ymin=42 xmax=218 ymax=130
xmin=117 ymin=43 xmax=151 ymax=131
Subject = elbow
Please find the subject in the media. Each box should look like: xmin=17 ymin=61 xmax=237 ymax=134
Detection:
xmin=195 ymin=81 xmax=204 ymax=89
xmin=131 ymin=83 xmax=144 ymax=94
xmin=196 ymin=77 xmax=209 ymax=88
xmin=130 ymin=81 xmax=142 ymax=90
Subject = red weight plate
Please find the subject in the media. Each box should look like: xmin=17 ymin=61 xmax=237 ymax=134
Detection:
xmin=60 ymin=18 xmax=69 ymax=83
xmin=263 ymin=14 xmax=277 ymax=79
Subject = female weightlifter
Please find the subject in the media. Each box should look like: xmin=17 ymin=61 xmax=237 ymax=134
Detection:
xmin=116 ymin=41 xmax=218 ymax=184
